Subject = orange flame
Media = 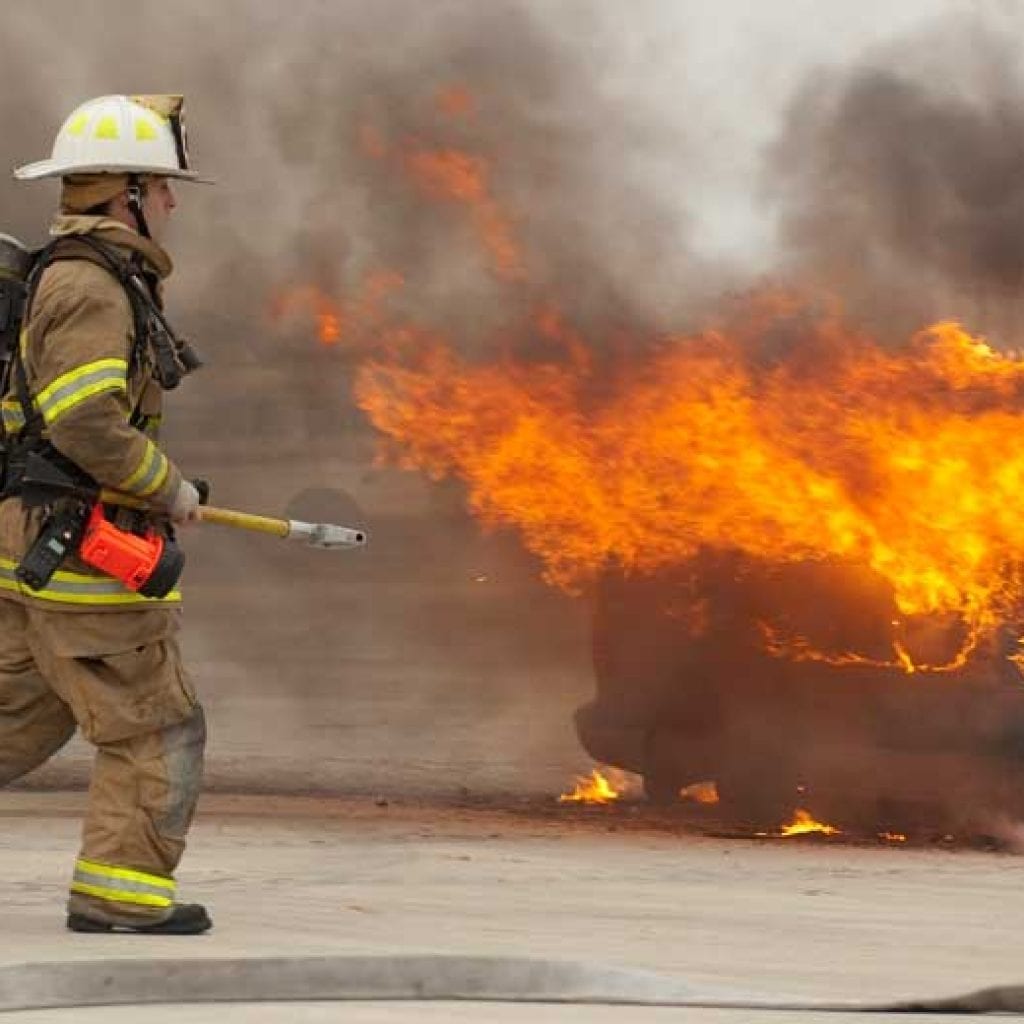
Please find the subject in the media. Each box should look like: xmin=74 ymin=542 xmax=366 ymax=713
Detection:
xmin=269 ymin=285 xmax=343 ymax=346
xmin=284 ymin=89 xmax=1024 ymax=680
xmin=270 ymin=271 xmax=404 ymax=351
xmin=357 ymin=93 xmax=524 ymax=282
xmin=403 ymin=148 xmax=524 ymax=281
xmin=759 ymin=622 xmax=980 ymax=676
xmin=679 ymin=780 xmax=720 ymax=805
xmin=354 ymin=295 xmax=1024 ymax=652
xmin=436 ymin=84 xmax=477 ymax=119
xmin=778 ymin=809 xmax=842 ymax=837
xmin=879 ymin=831 xmax=909 ymax=843
xmin=558 ymin=769 xmax=623 ymax=805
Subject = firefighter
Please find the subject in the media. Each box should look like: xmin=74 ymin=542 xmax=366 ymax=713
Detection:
xmin=0 ymin=95 xmax=211 ymax=933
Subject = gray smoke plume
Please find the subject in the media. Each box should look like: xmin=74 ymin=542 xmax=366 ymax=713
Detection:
xmin=767 ymin=15 xmax=1024 ymax=343
xmin=1 ymin=1 xmax=712 ymax=350
xmin=2 ymin=0 xmax=710 ymax=798
xmin=11 ymin=2 xmax=1024 ymax=826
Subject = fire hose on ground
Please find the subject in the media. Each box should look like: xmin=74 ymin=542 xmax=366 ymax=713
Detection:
xmin=0 ymin=955 xmax=1021 ymax=1015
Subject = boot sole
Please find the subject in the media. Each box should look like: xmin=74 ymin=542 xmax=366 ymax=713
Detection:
xmin=66 ymin=913 xmax=212 ymax=935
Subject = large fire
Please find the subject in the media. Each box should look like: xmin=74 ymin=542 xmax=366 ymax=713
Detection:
xmin=352 ymin=302 xmax=1024 ymax=671
xmin=275 ymin=91 xmax=1024 ymax=682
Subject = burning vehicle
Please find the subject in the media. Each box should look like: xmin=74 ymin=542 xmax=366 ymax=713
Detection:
xmin=348 ymin=290 xmax=1024 ymax=832
xmin=579 ymin=552 xmax=1024 ymax=828
xmin=271 ymin=70 xmax=1024 ymax=833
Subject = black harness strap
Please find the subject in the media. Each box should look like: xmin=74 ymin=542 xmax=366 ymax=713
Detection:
xmin=11 ymin=240 xmax=63 ymax=442
xmin=9 ymin=236 xmax=160 ymax=443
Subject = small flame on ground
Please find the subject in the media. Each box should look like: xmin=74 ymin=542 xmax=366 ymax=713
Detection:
xmin=756 ymin=808 xmax=842 ymax=837
xmin=781 ymin=809 xmax=841 ymax=836
xmin=558 ymin=769 xmax=623 ymax=805
xmin=879 ymin=831 xmax=909 ymax=843
xmin=679 ymin=780 xmax=720 ymax=805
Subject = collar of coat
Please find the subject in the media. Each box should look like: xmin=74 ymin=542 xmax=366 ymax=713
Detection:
xmin=48 ymin=214 xmax=174 ymax=281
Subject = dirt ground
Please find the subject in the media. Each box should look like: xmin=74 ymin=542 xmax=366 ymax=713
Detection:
xmin=2 ymin=791 xmax=1023 ymax=1022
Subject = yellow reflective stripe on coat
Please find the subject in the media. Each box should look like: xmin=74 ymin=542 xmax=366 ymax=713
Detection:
xmin=117 ymin=438 xmax=169 ymax=498
xmin=0 ymin=398 xmax=25 ymax=433
xmin=0 ymin=557 xmax=181 ymax=606
xmin=35 ymin=358 xmax=128 ymax=426
xmin=139 ymin=413 xmax=163 ymax=439
xmin=71 ymin=859 xmax=175 ymax=909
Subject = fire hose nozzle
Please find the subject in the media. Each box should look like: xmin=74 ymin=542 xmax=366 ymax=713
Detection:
xmin=193 ymin=505 xmax=366 ymax=548
xmin=195 ymin=506 xmax=367 ymax=549
xmin=287 ymin=519 xmax=366 ymax=550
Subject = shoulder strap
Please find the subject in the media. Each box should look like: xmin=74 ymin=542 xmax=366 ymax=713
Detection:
xmin=69 ymin=236 xmax=200 ymax=393
xmin=10 ymin=236 xmax=155 ymax=438
xmin=51 ymin=236 xmax=154 ymax=367
xmin=9 ymin=240 xmax=63 ymax=438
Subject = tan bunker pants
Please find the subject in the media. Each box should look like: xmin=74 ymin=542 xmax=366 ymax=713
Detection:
xmin=0 ymin=595 xmax=205 ymax=925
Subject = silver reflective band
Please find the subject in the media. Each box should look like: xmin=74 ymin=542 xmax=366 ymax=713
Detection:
xmin=129 ymin=446 xmax=168 ymax=497
xmin=0 ymin=561 xmax=128 ymax=596
xmin=36 ymin=360 xmax=127 ymax=425
xmin=0 ymin=557 xmax=181 ymax=606
xmin=72 ymin=866 xmax=175 ymax=901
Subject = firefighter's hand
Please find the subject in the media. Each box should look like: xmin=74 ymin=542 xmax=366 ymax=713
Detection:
xmin=170 ymin=479 xmax=202 ymax=525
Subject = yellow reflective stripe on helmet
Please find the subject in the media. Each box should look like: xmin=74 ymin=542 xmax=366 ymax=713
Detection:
xmin=66 ymin=112 xmax=89 ymax=137
xmin=0 ymin=557 xmax=181 ymax=606
xmin=35 ymin=358 xmax=127 ymax=426
xmin=94 ymin=115 xmax=120 ymax=140
xmin=135 ymin=117 xmax=159 ymax=142
xmin=118 ymin=439 xmax=169 ymax=498
xmin=72 ymin=859 xmax=175 ymax=909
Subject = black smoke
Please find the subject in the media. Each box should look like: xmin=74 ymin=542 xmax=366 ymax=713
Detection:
xmin=768 ymin=18 xmax=1024 ymax=343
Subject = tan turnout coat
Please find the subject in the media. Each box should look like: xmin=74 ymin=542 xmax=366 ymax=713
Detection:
xmin=0 ymin=215 xmax=185 ymax=610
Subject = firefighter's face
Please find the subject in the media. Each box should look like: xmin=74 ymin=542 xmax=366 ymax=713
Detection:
xmin=140 ymin=177 xmax=177 ymax=243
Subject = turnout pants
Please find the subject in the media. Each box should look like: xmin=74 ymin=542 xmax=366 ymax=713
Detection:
xmin=0 ymin=595 xmax=205 ymax=925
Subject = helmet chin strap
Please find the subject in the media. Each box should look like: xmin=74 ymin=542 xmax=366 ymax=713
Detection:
xmin=126 ymin=175 xmax=151 ymax=240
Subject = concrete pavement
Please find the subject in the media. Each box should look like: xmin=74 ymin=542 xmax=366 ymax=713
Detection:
xmin=2 ymin=792 xmax=1022 ymax=1021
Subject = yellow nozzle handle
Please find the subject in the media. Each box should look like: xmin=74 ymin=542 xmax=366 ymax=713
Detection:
xmin=99 ymin=490 xmax=287 ymax=535
xmin=97 ymin=490 xmax=365 ymax=549
xmin=198 ymin=505 xmax=290 ymax=538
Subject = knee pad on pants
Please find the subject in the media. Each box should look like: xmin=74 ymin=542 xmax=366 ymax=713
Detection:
xmin=157 ymin=705 xmax=206 ymax=839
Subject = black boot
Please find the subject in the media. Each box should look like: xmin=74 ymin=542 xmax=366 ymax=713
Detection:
xmin=67 ymin=903 xmax=212 ymax=935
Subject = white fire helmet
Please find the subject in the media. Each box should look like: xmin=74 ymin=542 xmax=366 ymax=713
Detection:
xmin=13 ymin=94 xmax=212 ymax=182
